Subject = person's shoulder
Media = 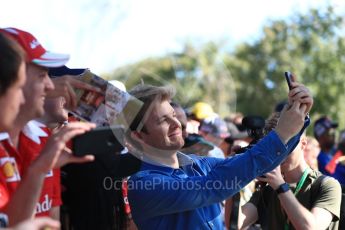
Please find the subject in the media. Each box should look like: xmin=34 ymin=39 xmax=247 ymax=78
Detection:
xmin=310 ymin=170 xmax=342 ymax=221
xmin=183 ymin=153 xmax=211 ymax=166
xmin=320 ymin=175 xmax=341 ymax=190
xmin=311 ymin=170 xmax=341 ymax=193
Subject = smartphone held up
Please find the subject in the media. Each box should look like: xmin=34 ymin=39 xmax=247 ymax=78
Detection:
xmin=72 ymin=125 xmax=125 ymax=156
xmin=284 ymin=71 xmax=293 ymax=90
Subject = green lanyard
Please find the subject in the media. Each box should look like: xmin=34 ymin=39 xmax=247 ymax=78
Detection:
xmin=284 ymin=167 xmax=310 ymax=230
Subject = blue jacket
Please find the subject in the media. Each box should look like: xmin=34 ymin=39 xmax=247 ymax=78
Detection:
xmin=128 ymin=121 xmax=309 ymax=229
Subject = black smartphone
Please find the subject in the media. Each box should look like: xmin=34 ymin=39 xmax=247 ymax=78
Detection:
xmin=284 ymin=71 xmax=293 ymax=90
xmin=72 ymin=126 xmax=125 ymax=156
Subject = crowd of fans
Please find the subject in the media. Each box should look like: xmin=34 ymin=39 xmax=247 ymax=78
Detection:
xmin=0 ymin=27 xmax=344 ymax=230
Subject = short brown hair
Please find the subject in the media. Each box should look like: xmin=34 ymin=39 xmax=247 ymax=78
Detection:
xmin=0 ymin=33 xmax=25 ymax=96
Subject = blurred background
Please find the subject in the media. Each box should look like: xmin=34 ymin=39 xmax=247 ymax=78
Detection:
xmin=1 ymin=0 xmax=345 ymax=131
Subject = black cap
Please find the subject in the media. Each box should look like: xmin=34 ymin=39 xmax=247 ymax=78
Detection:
xmin=49 ymin=65 xmax=87 ymax=77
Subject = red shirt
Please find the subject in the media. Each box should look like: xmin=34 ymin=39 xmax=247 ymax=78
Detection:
xmin=18 ymin=120 xmax=62 ymax=217
xmin=0 ymin=133 xmax=21 ymax=210
xmin=0 ymin=174 xmax=9 ymax=209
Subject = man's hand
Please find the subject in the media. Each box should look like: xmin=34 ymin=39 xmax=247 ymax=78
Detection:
xmin=49 ymin=76 xmax=102 ymax=110
xmin=275 ymin=101 xmax=306 ymax=143
xmin=257 ymin=166 xmax=285 ymax=190
xmin=30 ymin=122 xmax=96 ymax=174
xmin=12 ymin=217 xmax=60 ymax=230
xmin=275 ymin=80 xmax=313 ymax=143
xmin=288 ymin=82 xmax=313 ymax=115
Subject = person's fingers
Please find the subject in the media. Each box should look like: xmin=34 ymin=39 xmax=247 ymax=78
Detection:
xmin=289 ymin=81 xmax=300 ymax=89
xmin=60 ymin=84 xmax=73 ymax=109
xmin=55 ymin=151 xmax=95 ymax=168
xmin=289 ymin=80 xmax=300 ymax=91
xmin=51 ymin=122 xmax=95 ymax=146
xmin=65 ymin=154 xmax=95 ymax=164
xmin=299 ymin=103 xmax=307 ymax=115
xmin=257 ymin=176 xmax=270 ymax=183
xmin=303 ymin=98 xmax=313 ymax=113
xmin=299 ymin=95 xmax=313 ymax=102
xmin=290 ymin=100 xmax=301 ymax=110
xmin=298 ymin=96 xmax=313 ymax=106
xmin=56 ymin=128 xmax=88 ymax=143
xmin=52 ymin=123 xmax=94 ymax=143
xmin=287 ymin=96 xmax=293 ymax=107
xmin=66 ymin=82 xmax=78 ymax=109
xmin=287 ymin=87 xmax=307 ymax=106
xmin=288 ymin=86 xmax=307 ymax=98
xmin=67 ymin=121 xmax=96 ymax=128
xmin=293 ymin=89 xmax=310 ymax=99
xmin=290 ymin=92 xmax=310 ymax=102
xmin=67 ymin=77 xmax=103 ymax=93
xmin=50 ymin=78 xmax=70 ymax=97
xmin=49 ymin=77 xmax=103 ymax=107
xmin=64 ymin=147 xmax=72 ymax=154
xmin=59 ymin=122 xmax=95 ymax=131
xmin=31 ymin=217 xmax=61 ymax=229
xmin=290 ymin=73 xmax=297 ymax=82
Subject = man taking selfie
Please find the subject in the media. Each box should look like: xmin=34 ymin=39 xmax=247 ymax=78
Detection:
xmin=126 ymin=80 xmax=313 ymax=229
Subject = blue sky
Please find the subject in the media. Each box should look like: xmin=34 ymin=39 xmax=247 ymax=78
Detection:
xmin=1 ymin=0 xmax=344 ymax=74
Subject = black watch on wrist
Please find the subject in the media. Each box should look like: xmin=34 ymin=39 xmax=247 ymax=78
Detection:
xmin=276 ymin=183 xmax=290 ymax=194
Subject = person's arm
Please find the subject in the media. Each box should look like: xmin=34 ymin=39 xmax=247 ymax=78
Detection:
xmin=128 ymin=130 xmax=296 ymax=220
xmin=4 ymin=166 xmax=46 ymax=225
xmin=278 ymin=190 xmax=318 ymax=229
xmin=49 ymin=206 xmax=60 ymax=221
xmin=310 ymin=177 xmax=342 ymax=230
xmin=10 ymin=217 xmax=60 ymax=230
xmin=259 ymin=167 xmax=340 ymax=230
xmin=5 ymin=122 xmax=95 ymax=225
xmin=49 ymin=169 xmax=61 ymax=221
xmin=199 ymin=114 xmax=309 ymax=172
xmin=258 ymin=166 xmax=317 ymax=229
xmin=278 ymin=188 xmax=338 ymax=230
xmin=238 ymin=203 xmax=258 ymax=230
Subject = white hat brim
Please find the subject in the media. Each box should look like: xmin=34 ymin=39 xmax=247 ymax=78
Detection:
xmin=32 ymin=52 xmax=70 ymax=68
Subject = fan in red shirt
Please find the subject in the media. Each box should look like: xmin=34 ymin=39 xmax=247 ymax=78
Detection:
xmin=0 ymin=30 xmax=62 ymax=229
xmin=0 ymin=27 xmax=96 ymax=227
xmin=18 ymin=120 xmax=62 ymax=217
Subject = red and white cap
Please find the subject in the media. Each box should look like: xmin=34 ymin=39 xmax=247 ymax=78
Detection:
xmin=0 ymin=27 xmax=69 ymax=67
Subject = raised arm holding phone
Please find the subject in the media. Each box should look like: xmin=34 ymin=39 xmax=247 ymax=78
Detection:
xmin=238 ymin=73 xmax=341 ymax=230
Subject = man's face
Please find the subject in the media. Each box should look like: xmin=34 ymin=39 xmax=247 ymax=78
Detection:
xmin=0 ymin=62 xmax=26 ymax=131
xmin=303 ymin=138 xmax=320 ymax=169
xmin=281 ymin=137 xmax=306 ymax=173
xmin=139 ymin=100 xmax=184 ymax=151
xmin=22 ymin=63 xmax=55 ymax=119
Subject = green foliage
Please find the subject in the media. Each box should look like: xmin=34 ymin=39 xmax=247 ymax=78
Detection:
xmin=108 ymin=43 xmax=236 ymax=114
xmin=226 ymin=6 xmax=345 ymax=130
xmin=107 ymin=5 xmax=345 ymax=130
